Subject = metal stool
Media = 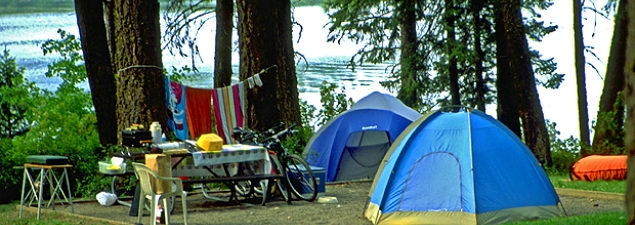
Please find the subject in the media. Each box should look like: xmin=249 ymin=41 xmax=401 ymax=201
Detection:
xmin=19 ymin=163 xmax=74 ymax=220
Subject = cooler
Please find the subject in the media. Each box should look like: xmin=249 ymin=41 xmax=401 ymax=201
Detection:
xmin=290 ymin=165 xmax=325 ymax=194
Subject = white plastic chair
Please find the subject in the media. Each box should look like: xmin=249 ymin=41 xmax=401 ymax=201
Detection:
xmin=132 ymin=162 xmax=188 ymax=225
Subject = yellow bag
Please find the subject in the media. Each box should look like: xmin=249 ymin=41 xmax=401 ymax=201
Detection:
xmin=144 ymin=154 xmax=173 ymax=194
xmin=196 ymin=133 xmax=223 ymax=152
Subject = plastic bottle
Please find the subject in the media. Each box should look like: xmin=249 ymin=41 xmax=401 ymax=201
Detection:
xmin=150 ymin=121 xmax=163 ymax=144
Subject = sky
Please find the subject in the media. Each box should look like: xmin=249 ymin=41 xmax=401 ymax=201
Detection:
xmin=533 ymin=0 xmax=614 ymax=140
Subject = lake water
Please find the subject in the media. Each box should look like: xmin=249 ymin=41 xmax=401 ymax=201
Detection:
xmin=0 ymin=4 xmax=614 ymax=139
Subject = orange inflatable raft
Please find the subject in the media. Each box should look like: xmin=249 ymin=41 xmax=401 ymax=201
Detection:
xmin=570 ymin=155 xmax=627 ymax=181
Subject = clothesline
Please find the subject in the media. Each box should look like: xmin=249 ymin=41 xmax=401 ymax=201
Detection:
xmin=165 ymin=65 xmax=277 ymax=142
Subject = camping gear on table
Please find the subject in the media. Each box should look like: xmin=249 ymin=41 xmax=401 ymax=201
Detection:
xmin=26 ymin=155 xmax=69 ymax=165
xmin=570 ymin=155 xmax=627 ymax=181
xmin=122 ymin=129 xmax=152 ymax=147
xmin=150 ymin=121 xmax=163 ymax=144
xmin=364 ymin=107 xmax=564 ymax=225
xmin=196 ymin=133 xmax=224 ymax=152
xmin=303 ymin=91 xmax=421 ymax=182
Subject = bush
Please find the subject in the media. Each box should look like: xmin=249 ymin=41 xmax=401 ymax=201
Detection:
xmin=0 ymin=30 xmax=109 ymax=201
xmin=545 ymin=120 xmax=580 ymax=174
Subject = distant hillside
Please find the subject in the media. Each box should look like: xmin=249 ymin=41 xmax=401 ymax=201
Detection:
xmin=0 ymin=0 xmax=75 ymax=14
xmin=0 ymin=0 xmax=325 ymax=15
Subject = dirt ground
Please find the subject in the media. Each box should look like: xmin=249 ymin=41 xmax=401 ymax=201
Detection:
xmin=19 ymin=181 xmax=625 ymax=225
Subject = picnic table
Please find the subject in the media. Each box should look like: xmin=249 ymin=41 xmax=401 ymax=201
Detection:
xmin=101 ymin=144 xmax=287 ymax=216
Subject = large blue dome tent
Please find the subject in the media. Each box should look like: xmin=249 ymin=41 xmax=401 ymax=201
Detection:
xmin=303 ymin=91 xmax=421 ymax=182
xmin=364 ymin=107 xmax=565 ymax=224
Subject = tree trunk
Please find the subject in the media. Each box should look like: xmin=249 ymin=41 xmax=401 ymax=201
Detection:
xmin=446 ymin=0 xmax=460 ymax=106
xmin=73 ymin=0 xmax=118 ymax=151
xmin=623 ymin=1 xmax=635 ymax=222
xmin=236 ymin=0 xmax=301 ymax=131
xmin=494 ymin=0 xmax=521 ymax=137
xmin=214 ymin=0 xmax=233 ymax=88
xmin=502 ymin=0 xmax=552 ymax=166
xmin=396 ymin=0 xmax=419 ymax=109
xmin=593 ymin=0 xmax=626 ymax=154
xmin=473 ymin=0 xmax=485 ymax=111
xmin=102 ymin=0 xmax=116 ymax=64
xmin=573 ymin=0 xmax=591 ymax=150
xmin=112 ymin=0 xmax=167 ymax=141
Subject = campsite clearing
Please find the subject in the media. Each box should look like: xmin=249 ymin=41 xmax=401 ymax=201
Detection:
xmin=11 ymin=181 xmax=625 ymax=225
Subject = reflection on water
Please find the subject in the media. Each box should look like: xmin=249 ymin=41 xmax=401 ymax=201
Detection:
xmin=0 ymin=7 xmax=390 ymax=103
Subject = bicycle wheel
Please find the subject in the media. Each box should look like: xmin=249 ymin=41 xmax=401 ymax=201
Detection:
xmin=268 ymin=154 xmax=289 ymax=202
xmin=233 ymin=163 xmax=256 ymax=197
xmin=284 ymin=154 xmax=318 ymax=202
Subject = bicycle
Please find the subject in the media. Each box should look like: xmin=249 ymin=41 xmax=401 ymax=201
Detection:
xmin=232 ymin=123 xmax=318 ymax=202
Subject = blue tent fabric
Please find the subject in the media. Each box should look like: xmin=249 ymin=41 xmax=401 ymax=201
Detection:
xmin=365 ymin=108 xmax=564 ymax=224
xmin=303 ymin=92 xmax=421 ymax=182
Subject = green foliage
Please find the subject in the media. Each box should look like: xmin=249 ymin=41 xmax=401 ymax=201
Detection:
xmin=2 ymin=30 xmax=106 ymax=199
xmin=544 ymin=120 xmax=581 ymax=174
xmin=283 ymin=99 xmax=317 ymax=155
xmin=0 ymin=49 xmax=38 ymax=138
xmin=315 ymin=81 xmax=353 ymax=127
xmin=591 ymin=93 xmax=625 ymax=155
xmin=323 ymin=0 xmax=564 ymax=110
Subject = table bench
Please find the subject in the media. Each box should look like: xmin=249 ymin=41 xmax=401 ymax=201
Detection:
xmin=181 ymin=173 xmax=291 ymax=205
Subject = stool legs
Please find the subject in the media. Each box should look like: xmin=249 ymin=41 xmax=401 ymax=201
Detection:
xmin=19 ymin=167 xmax=27 ymax=218
xmin=64 ymin=169 xmax=75 ymax=213
xmin=20 ymin=164 xmax=74 ymax=220
xmin=37 ymin=168 xmax=45 ymax=220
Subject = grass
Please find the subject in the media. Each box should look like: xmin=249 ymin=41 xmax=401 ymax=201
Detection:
xmin=0 ymin=203 xmax=110 ymax=225
xmin=548 ymin=174 xmax=626 ymax=194
xmin=504 ymin=211 xmax=626 ymax=225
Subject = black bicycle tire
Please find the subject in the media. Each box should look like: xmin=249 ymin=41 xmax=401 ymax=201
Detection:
xmin=233 ymin=163 xmax=256 ymax=197
xmin=284 ymin=154 xmax=318 ymax=202
xmin=269 ymin=154 xmax=289 ymax=202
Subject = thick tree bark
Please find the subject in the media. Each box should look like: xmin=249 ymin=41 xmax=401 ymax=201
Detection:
xmin=446 ymin=0 xmax=460 ymax=106
xmin=573 ymin=0 xmax=591 ymax=150
xmin=473 ymin=0 xmax=485 ymax=111
xmin=102 ymin=0 xmax=116 ymax=63
xmin=623 ymin=1 xmax=635 ymax=222
xmin=593 ymin=0 xmax=626 ymax=154
xmin=112 ymin=0 xmax=167 ymax=141
xmin=502 ymin=0 xmax=552 ymax=166
xmin=236 ymin=0 xmax=301 ymax=131
xmin=214 ymin=0 xmax=233 ymax=88
xmin=73 ymin=0 xmax=118 ymax=151
xmin=494 ymin=0 xmax=521 ymax=137
xmin=396 ymin=0 xmax=419 ymax=109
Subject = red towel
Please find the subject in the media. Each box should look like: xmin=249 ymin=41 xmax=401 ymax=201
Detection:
xmin=185 ymin=86 xmax=213 ymax=139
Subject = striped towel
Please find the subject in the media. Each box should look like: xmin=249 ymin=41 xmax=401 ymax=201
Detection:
xmin=212 ymin=82 xmax=246 ymax=144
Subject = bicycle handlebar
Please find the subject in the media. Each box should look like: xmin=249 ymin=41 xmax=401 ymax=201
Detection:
xmin=231 ymin=123 xmax=298 ymax=148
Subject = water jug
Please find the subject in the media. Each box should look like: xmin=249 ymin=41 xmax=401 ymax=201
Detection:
xmin=150 ymin=121 xmax=163 ymax=144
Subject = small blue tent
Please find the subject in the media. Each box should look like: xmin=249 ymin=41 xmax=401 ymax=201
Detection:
xmin=365 ymin=107 xmax=564 ymax=224
xmin=303 ymin=92 xmax=421 ymax=182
